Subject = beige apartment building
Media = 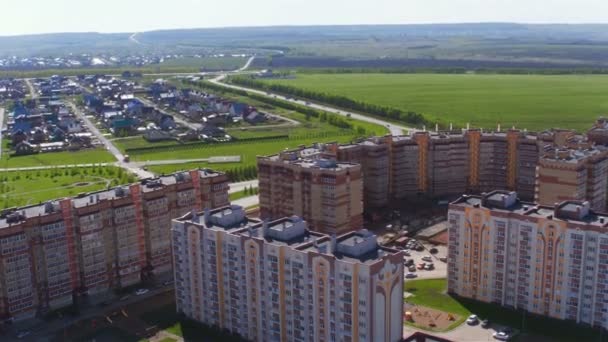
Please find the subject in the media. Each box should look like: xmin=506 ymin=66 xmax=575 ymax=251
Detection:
xmin=0 ymin=169 xmax=229 ymax=321
xmin=172 ymin=205 xmax=404 ymax=342
xmin=258 ymin=149 xmax=363 ymax=235
xmin=448 ymin=191 xmax=608 ymax=328
xmin=535 ymin=147 xmax=608 ymax=212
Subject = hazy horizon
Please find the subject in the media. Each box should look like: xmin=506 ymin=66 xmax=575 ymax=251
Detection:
xmin=2 ymin=0 xmax=607 ymax=36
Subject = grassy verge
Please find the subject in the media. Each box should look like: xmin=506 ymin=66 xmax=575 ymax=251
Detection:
xmin=229 ymin=187 xmax=259 ymax=201
xmin=0 ymin=148 xmax=115 ymax=168
xmin=0 ymin=166 xmax=137 ymax=209
xmin=405 ymin=279 xmax=608 ymax=341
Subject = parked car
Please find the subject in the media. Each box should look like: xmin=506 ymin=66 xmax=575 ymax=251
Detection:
xmin=409 ymin=265 xmax=416 ymax=272
xmin=481 ymin=319 xmax=490 ymax=328
xmin=403 ymin=250 xmax=411 ymax=256
xmin=405 ymin=273 xmax=418 ymax=279
xmin=415 ymin=245 xmax=424 ymax=251
xmin=135 ymin=288 xmax=149 ymax=296
xmin=422 ymin=256 xmax=433 ymax=262
xmin=466 ymin=314 xmax=479 ymax=325
xmin=439 ymin=257 xmax=448 ymax=262
xmin=119 ymin=295 xmax=130 ymax=301
xmin=424 ymin=263 xmax=435 ymax=270
xmin=429 ymin=247 xmax=439 ymax=254
xmin=493 ymin=330 xmax=512 ymax=341
xmin=417 ymin=263 xmax=426 ymax=270
xmin=16 ymin=331 xmax=31 ymax=339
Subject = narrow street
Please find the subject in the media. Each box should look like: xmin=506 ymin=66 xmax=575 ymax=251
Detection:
xmin=66 ymin=100 xmax=156 ymax=179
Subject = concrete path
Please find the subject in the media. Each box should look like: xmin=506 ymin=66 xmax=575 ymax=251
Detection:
xmin=229 ymin=180 xmax=259 ymax=194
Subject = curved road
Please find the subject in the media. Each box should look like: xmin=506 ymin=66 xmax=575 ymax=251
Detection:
xmin=209 ymin=75 xmax=411 ymax=136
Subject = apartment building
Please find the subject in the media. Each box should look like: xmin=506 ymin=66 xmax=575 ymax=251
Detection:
xmin=448 ymin=191 xmax=608 ymax=328
xmin=535 ymin=147 xmax=608 ymax=212
xmin=172 ymin=205 xmax=404 ymax=342
xmin=0 ymin=169 xmax=229 ymax=321
xmin=258 ymin=150 xmax=363 ymax=235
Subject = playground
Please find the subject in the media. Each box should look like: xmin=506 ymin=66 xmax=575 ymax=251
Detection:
xmin=404 ymin=304 xmax=460 ymax=331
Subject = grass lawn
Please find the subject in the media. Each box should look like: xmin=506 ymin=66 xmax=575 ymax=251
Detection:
xmin=158 ymin=338 xmax=176 ymax=342
xmin=140 ymin=303 xmax=246 ymax=341
xmin=130 ymin=134 xmax=358 ymax=167
xmin=0 ymin=166 xmax=137 ymax=208
xmin=229 ymin=187 xmax=258 ymax=201
xmin=261 ymin=73 xmax=608 ymax=131
xmin=0 ymin=148 xmax=115 ymax=168
xmin=113 ymin=137 xmax=181 ymax=153
xmin=405 ymin=279 xmax=607 ymax=341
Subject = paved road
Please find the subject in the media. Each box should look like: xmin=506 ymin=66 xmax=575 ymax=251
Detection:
xmin=238 ymin=56 xmax=255 ymax=72
xmin=67 ymin=101 xmax=156 ymax=179
xmin=232 ymin=195 xmax=259 ymax=208
xmin=24 ymin=79 xmax=37 ymax=99
xmin=129 ymin=32 xmax=143 ymax=45
xmin=229 ymin=180 xmax=259 ymax=194
xmin=210 ymin=75 xmax=411 ymax=136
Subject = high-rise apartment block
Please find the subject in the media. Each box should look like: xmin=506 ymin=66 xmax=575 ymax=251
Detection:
xmin=0 ymin=169 xmax=229 ymax=321
xmin=535 ymin=147 xmax=608 ymax=212
xmin=448 ymin=191 xmax=608 ymax=328
xmin=258 ymin=150 xmax=363 ymax=235
xmin=172 ymin=205 xmax=404 ymax=342
xmin=260 ymin=124 xmax=608 ymax=221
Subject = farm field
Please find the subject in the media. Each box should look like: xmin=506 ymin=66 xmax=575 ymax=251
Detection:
xmin=0 ymin=166 xmax=136 ymax=209
xmin=0 ymin=148 xmax=115 ymax=168
xmin=159 ymin=56 xmax=248 ymax=70
xmin=261 ymin=73 xmax=608 ymax=131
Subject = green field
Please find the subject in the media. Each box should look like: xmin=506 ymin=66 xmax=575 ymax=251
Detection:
xmin=262 ymin=73 xmax=608 ymax=131
xmin=0 ymin=148 xmax=115 ymax=168
xmin=0 ymin=166 xmax=136 ymax=209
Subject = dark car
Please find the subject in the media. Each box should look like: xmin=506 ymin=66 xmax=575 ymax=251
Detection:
xmin=481 ymin=319 xmax=490 ymax=328
xmin=429 ymin=247 xmax=439 ymax=254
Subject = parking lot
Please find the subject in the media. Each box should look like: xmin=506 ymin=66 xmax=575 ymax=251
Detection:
xmin=399 ymin=239 xmax=448 ymax=280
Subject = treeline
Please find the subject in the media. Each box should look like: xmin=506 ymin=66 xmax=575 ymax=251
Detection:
xmin=185 ymin=79 xmax=377 ymax=136
xmin=296 ymin=67 xmax=608 ymax=75
xmin=229 ymin=77 xmax=429 ymax=127
xmin=224 ymin=165 xmax=258 ymax=182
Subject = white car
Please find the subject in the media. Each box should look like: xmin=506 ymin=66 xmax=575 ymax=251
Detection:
xmin=493 ymin=331 xmax=511 ymax=341
xmin=405 ymin=272 xmax=418 ymax=279
xmin=135 ymin=288 xmax=149 ymax=296
xmin=466 ymin=314 xmax=479 ymax=325
xmin=16 ymin=331 xmax=31 ymax=339
xmin=422 ymin=256 xmax=433 ymax=262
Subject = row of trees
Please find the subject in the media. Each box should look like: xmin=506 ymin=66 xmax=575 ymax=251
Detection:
xmin=184 ymin=79 xmax=373 ymax=135
xmin=230 ymin=77 xmax=430 ymax=127
xmin=224 ymin=165 xmax=258 ymax=182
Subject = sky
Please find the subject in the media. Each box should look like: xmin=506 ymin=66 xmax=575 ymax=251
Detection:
xmin=2 ymin=0 xmax=607 ymax=36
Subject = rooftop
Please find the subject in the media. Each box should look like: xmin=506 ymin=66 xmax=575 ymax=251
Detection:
xmin=452 ymin=191 xmax=608 ymax=229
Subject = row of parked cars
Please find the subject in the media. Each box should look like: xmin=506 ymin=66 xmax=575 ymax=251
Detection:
xmin=466 ymin=314 xmax=516 ymax=340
